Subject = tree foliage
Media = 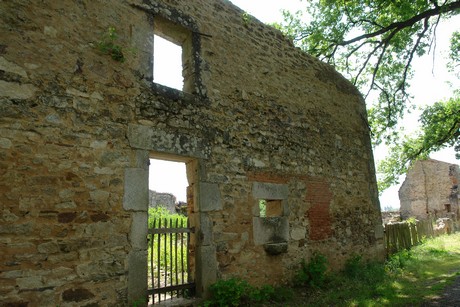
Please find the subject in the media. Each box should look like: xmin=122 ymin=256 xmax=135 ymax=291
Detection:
xmin=275 ymin=0 xmax=460 ymax=189
xmin=449 ymin=30 xmax=460 ymax=74
xmin=378 ymin=95 xmax=460 ymax=190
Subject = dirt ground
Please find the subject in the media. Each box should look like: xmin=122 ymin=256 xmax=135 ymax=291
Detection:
xmin=422 ymin=274 xmax=460 ymax=306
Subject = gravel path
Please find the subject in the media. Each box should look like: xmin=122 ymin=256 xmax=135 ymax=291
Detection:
xmin=423 ymin=274 xmax=460 ymax=306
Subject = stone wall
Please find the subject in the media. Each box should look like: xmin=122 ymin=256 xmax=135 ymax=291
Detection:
xmin=0 ymin=0 xmax=383 ymax=305
xmin=399 ymin=159 xmax=460 ymax=220
xmin=149 ymin=190 xmax=176 ymax=212
xmin=381 ymin=211 xmax=402 ymax=225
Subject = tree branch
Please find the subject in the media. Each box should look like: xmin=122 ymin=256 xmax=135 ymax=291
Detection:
xmin=397 ymin=17 xmax=431 ymax=95
xmin=338 ymin=1 xmax=460 ymax=46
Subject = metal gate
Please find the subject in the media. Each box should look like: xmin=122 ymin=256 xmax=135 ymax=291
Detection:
xmin=147 ymin=217 xmax=195 ymax=304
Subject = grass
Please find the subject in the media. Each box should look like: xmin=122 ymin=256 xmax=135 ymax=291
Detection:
xmin=148 ymin=207 xmax=189 ymax=284
xmin=286 ymin=233 xmax=460 ymax=306
xmin=203 ymin=233 xmax=460 ymax=306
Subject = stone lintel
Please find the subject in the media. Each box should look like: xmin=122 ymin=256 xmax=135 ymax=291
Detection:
xmin=252 ymin=182 xmax=288 ymax=200
xmin=127 ymin=124 xmax=209 ymax=158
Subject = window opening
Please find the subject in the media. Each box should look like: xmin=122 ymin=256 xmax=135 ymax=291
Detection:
xmin=148 ymin=158 xmax=194 ymax=304
xmin=153 ymin=16 xmax=195 ymax=93
xmin=258 ymin=199 xmax=283 ymax=217
xmin=153 ymin=35 xmax=183 ymax=90
xmin=445 ymin=204 xmax=452 ymax=213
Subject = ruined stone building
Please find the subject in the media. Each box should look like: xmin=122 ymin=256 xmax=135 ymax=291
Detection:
xmin=399 ymin=159 xmax=459 ymax=220
xmin=0 ymin=0 xmax=384 ymax=305
xmin=148 ymin=190 xmax=176 ymax=212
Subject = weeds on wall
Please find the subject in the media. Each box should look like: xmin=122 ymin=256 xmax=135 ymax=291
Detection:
xmin=241 ymin=12 xmax=252 ymax=27
xmin=97 ymin=26 xmax=126 ymax=62
xmin=202 ymin=234 xmax=460 ymax=306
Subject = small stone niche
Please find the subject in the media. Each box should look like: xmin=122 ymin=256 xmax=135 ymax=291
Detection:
xmin=252 ymin=182 xmax=289 ymax=255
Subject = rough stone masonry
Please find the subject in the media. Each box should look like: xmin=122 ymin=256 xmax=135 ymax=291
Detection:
xmin=0 ymin=0 xmax=384 ymax=305
xmin=399 ymin=159 xmax=460 ymax=220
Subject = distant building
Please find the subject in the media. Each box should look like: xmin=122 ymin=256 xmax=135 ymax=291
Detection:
xmin=399 ymin=159 xmax=459 ymax=220
xmin=148 ymin=190 xmax=177 ymax=213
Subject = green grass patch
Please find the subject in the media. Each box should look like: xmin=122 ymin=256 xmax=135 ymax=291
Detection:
xmin=202 ymin=233 xmax=460 ymax=306
xmin=290 ymin=233 xmax=460 ymax=306
xmin=148 ymin=206 xmax=189 ymax=284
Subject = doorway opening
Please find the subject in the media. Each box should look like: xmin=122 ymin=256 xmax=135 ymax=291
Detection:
xmin=147 ymin=157 xmax=196 ymax=304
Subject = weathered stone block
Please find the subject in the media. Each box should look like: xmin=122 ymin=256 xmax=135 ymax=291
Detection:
xmin=253 ymin=217 xmax=289 ymax=246
xmin=128 ymin=124 xmax=210 ymax=158
xmin=195 ymin=245 xmax=217 ymax=298
xmin=197 ymin=212 xmax=213 ymax=246
xmin=0 ymin=80 xmax=37 ymax=99
xmin=128 ymin=250 xmax=148 ymax=304
xmin=136 ymin=150 xmax=150 ymax=170
xmin=198 ymin=182 xmax=222 ymax=212
xmin=374 ymin=224 xmax=384 ymax=239
xmin=89 ymin=190 xmax=110 ymax=204
xmin=123 ymin=168 xmax=149 ymax=212
xmin=290 ymin=226 xmax=307 ymax=241
xmin=130 ymin=212 xmax=148 ymax=250
xmin=37 ymin=241 xmax=59 ymax=254
xmin=16 ymin=276 xmax=44 ymax=290
xmin=252 ymin=182 xmax=289 ymax=200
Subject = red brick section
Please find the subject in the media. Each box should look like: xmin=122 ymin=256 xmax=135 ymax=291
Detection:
xmin=306 ymin=179 xmax=333 ymax=241
xmin=247 ymin=172 xmax=334 ymax=240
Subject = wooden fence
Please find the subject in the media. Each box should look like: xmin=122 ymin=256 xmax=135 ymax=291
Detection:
xmin=384 ymin=219 xmax=434 ymax=256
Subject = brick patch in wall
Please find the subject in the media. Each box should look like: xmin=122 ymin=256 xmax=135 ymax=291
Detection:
xmin=306 ymin=179 xmax=333 ymax=241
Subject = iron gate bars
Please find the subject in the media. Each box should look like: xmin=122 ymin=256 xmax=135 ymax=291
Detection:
xmin=147 ymin=217 xmax=195 ymax=304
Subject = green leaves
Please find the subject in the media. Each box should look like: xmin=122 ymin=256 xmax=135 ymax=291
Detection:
xmin=449 ymin=31 xmax=460 ymax=75
xmin=204 ymin=278 xmax=292 ymax=306
xmin=277 ymin=0 xmax=460 ymax=191
xmin=294 ymin=252 xmax=328 ymax=288
xmin=97 ymin=26 xmax=125 ymax=62
xmin=377 ymin=95 xmax=460 ymax=190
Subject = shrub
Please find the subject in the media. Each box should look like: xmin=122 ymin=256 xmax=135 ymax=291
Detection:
xmin=385 ymin=249 xmax=413 ymax=274
xmin=294 ymin=252 xmax=328 ymax=288
xmin=343 ymin=254 xmax=363 ymax=279
xmin=203 ymin=278 xmax=292 ymax=306
xmin=148 ymin=206 xmax=187 ymax=228
xmin=206 ymin=278 xmax=252 ymax=306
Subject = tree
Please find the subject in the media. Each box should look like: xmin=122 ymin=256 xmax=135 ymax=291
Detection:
xmin=274 ymin=0 xmax=460 ymax=189
xmin=378 ymin=95 xmax=460 ymax=191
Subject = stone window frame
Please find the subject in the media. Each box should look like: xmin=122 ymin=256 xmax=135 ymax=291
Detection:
xmin=153 ymin=16 xmax=195 ymax=94
xmin=133 ymin=2 xmax=207 ymax=100
xmin=251 ymin=182 xmax=290 ymax=255
xmin=258 ymin=199 xmax=284 ymax=217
